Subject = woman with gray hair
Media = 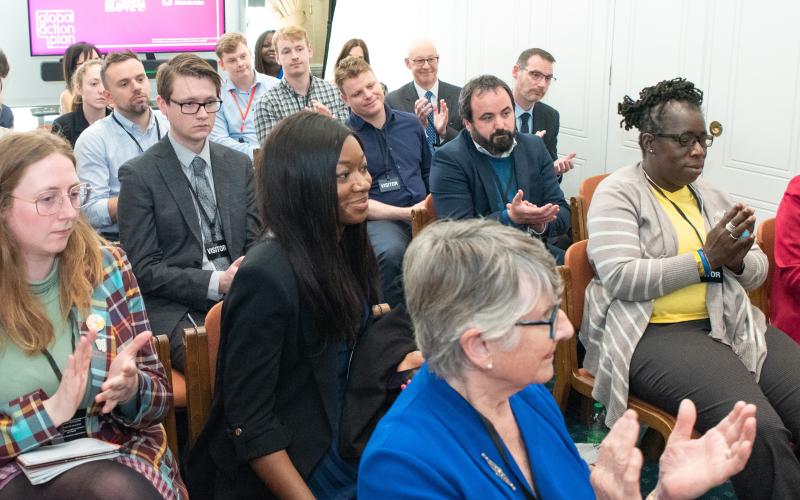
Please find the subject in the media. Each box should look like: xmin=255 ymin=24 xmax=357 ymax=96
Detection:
xmin=358 ymin=219 xmax=756 ymax=499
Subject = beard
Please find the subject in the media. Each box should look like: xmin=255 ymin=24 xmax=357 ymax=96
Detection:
xmin=471 ymin=127 xmax=514 ymax=155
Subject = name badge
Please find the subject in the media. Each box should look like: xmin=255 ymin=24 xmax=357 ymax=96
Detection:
xmin=205 ymin=240 xmax=231 ymax=262
xmin=61 ymin=409 xmax=89 ymax=441
xmin=378 ymin=174 xmax=402 ymax=193
xmin=700 ymin=267 xmax=724 ymax=283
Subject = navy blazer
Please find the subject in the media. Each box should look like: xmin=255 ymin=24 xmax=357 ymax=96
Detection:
xmin=430 ymin=129 xmax=570 ymax=238
xmin=386 ymin=80 xmax=463 ymax=144
xmin=532 ymin=101 xmax=560 ymax=161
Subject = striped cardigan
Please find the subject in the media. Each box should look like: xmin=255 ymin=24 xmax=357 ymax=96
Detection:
xmin=581 ymin=164 xmax=768 ymax=426
xmin=0 ymin=246 xmax=186 ymax=499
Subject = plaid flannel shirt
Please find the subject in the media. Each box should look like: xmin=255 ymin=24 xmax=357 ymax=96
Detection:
xmin=254 ymin=75 xmax=348 ymax=142
xmin=0 ymin=246 xmax=186 ymax=499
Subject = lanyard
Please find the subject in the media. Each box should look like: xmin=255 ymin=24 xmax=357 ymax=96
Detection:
xmin=184 ymin=172 xmax=220 ymax=236
xmin=230 ymin=86 xmax=257 ymax=134
xmin=112 ymin=112 xmax=162 ymax=153
xmin=478 ymin=412 xmax=540 ymax=499
xmin=377 ymin=127 xmax=393 ymax=178
xmin=41 ymin=311 xmax=79 ymax=383
xmin=646 ymin=176 xmax=705 ymax=246
xmin=290 ymin=77 xmax=314 ymax=110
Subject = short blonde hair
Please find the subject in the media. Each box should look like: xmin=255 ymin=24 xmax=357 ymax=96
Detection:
xmin=273 ymin=25 xmax=309 ymax=49
xmin=215 ymin=32 xmax=248 ymax=59
xmin=334 ymin=56 xmax=373 ymax=91
xmin=70 ymin=59 xmax=103 ymax=112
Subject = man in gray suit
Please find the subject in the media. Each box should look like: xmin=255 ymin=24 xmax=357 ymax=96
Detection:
xmin=118 ymin=54 xmax=259 ymax=372
xmin=386 ymin=39 xmax=462 ymax=148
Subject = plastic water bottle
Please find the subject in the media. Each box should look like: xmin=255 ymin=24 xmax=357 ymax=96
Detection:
xmin=586 ymin=402 xmax=608 ymax=444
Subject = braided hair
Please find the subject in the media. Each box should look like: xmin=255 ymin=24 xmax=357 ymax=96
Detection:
xmin=618 ymin=77 xmax=704 ymax=132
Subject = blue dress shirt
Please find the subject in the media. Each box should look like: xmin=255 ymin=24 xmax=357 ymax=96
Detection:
xmin=75 ymin=109 xmax=169 ymax=232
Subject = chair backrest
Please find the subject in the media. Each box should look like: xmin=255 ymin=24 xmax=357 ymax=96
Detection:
xmin=183 ymin=301 xmax=223 ymax=446
xmin=152 ymin=334 xmax=179 ymax=458
xmin=563 ymin=240 xmax=594 ymax=332
xmin=750 ymin=218 xmax=776 ymax=320
xmin=411 ymin=195 xmax=437 ymax=238
xmin=580 ymin=173 xmax=609 ymax=208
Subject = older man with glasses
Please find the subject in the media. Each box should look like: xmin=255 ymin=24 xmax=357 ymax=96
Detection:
xmin=387 ymin=39 xmax=463 ymax=149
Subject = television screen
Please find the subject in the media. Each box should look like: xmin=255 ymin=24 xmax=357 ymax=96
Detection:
xmin=28 ymin=0 xmax=225 ymax=56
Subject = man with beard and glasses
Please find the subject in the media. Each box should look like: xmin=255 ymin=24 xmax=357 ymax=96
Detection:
xmin=76 ymin=50 xmax=169 ymax=241
xmin=430 ymin=75 xmax=569 ymax=263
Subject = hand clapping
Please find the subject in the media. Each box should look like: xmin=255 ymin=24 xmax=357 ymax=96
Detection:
xmin=95 ymin=331 xmax=153 ymax=413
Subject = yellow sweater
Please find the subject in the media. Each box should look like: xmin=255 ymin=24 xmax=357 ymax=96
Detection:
xmin=650 ymin=186 xmax=709 ymax=323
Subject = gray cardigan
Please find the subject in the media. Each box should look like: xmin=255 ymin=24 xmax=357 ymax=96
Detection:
xmin=581 ymin=163 xmax=768 ymax=426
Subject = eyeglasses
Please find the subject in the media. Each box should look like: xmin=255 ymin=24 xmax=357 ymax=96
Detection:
xmin=653 ymin=132 xmax=714 ymax=149
xmin=514 ymin=304 xmax=560 ymax=340
xmin=521 ymin=69 xmax=556 ymax=83
xmin=409 ymin=56 xmax=440 ymax=67
xmin=11 ymin=183 xmax=92 ymax=216
xmin=171 ymin=100 xmax=223 ymax=114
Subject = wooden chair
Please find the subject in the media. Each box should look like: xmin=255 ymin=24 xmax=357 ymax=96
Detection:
xmin=554 ymin=240 xmax=691 ymax=454
xmin=183 ymin=302 xmax=392 ymax=446
xmin=152 ymin=334 xmax=180 ymax=458
xmin=411 ymin=195 xmax=436 ymax=238
xmin=569 ymin=173 xmax=609 ymax=243
xmin=749 ymin=218 xmax=775 ymax=321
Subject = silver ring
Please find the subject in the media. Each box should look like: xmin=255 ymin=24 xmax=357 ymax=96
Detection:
xmin=725 ymin=221 xmax=737 ymax=233
xmin=729 ymin=233 xmax=738 ymax=240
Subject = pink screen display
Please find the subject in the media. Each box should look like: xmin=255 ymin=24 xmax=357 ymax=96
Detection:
xmin=28 ymin=0 xmax=225 ymax=56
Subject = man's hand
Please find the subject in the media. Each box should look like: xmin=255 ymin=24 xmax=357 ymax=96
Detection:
xmin=96 ymin=331 xmax=153 ymax=413
xmin=535 ymin=130 xmax=547 ymax=138
xmin=219 ymin=256 xmax=245 ymax=294
xmin=413 ymin=97 xmax=433 ymax=127
xmin=506 ymin=190 xmax=559 ymax=229
xmin=433 ymin=99 xmax=449 ymax=138
xmin=555 ymin=153 xmax=577 ymax=175
xmin=310 ymin=99 xmax=332 ymax=118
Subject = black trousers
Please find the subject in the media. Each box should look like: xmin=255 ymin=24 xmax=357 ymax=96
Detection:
xmin=630 ymin=320 xmax=800 ymax=499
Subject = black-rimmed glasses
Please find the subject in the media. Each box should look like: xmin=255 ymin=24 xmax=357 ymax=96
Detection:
xmin=11 ymin=183 xmax=92 ymax=216
xmin=653 ymin=132 xmax=714 ymax=149
xmin=171 ymin=100 xmax=223 ymax=115
xmin=514 ymin=304 xmax=560 ymax=340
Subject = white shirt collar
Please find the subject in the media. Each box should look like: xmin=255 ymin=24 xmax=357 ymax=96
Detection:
xmin=414 ymin=80 xmax=440 ymax=100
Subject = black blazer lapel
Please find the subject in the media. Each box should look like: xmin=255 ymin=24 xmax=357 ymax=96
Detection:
xmin=154 ymin=140 xmax=204 ymax=245
xmin=300 ymin=313 xmax=338 ymax=431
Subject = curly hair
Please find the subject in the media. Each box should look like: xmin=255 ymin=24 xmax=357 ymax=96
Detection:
xmin=618 ymin=77 xmax=703 ymax=132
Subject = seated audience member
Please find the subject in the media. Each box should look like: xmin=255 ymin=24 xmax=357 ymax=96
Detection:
xmin=359 ymin=218 xmax=756 ymax=499
xmin=771 ymin=175 xmax=800 ymax=343
xmin=512 ymin=47 xmax=575 ymax=178
xmin=52 ymin=60 xmax=111 ymax=148
xmin=0 ymin=131 xmax=186 ymax=499
xmin=254 ymin=25 xmax=348 ymax=141
xmin=117 ymin=54 xmax=259 ymax=373
xmin=335 ymin=39 xmax=387 ymax=95
xmin=59 ymin=42 xmax=101 ymax=114
xmin=254 ymin=29 xmax=282 ymax=79
xmin=584 ymin=78 xmax=800 ymax=498
xmin=75 ymin=50 xmax=169 ymax=241
xmin=386 ymin=39 xmax=462 ymax=149
xmin=211 ymin=33 xmax=279 ymax=159
xmin=336 ymin=57 xmax=430 ymax=307
xmin=186 ymin=112 xmax=420 ymax=500
xmin=0 ymin=49 xmax=13 ymax=130
xmin=430 ymin=75 xmax=570 ymax=263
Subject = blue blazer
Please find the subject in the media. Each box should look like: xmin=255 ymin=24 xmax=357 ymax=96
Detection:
xmin=430 ymin=129 xmax=570 ymax=238
xmin=359 ymin=365 xmax=594 ymax=499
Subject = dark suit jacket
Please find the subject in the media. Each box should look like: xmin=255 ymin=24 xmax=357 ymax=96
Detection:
xmin=185 ymin=239 xmax=416 ymax=500
xmin=386 ymin=79 xmax=463 ymax=144
xmin=531 ymin=101 xmax=560 ymax=161
xmin=430 ymin=128 xmax=570 ymax=238
xmin=117 ymin=136 xmax=259 ymax=335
